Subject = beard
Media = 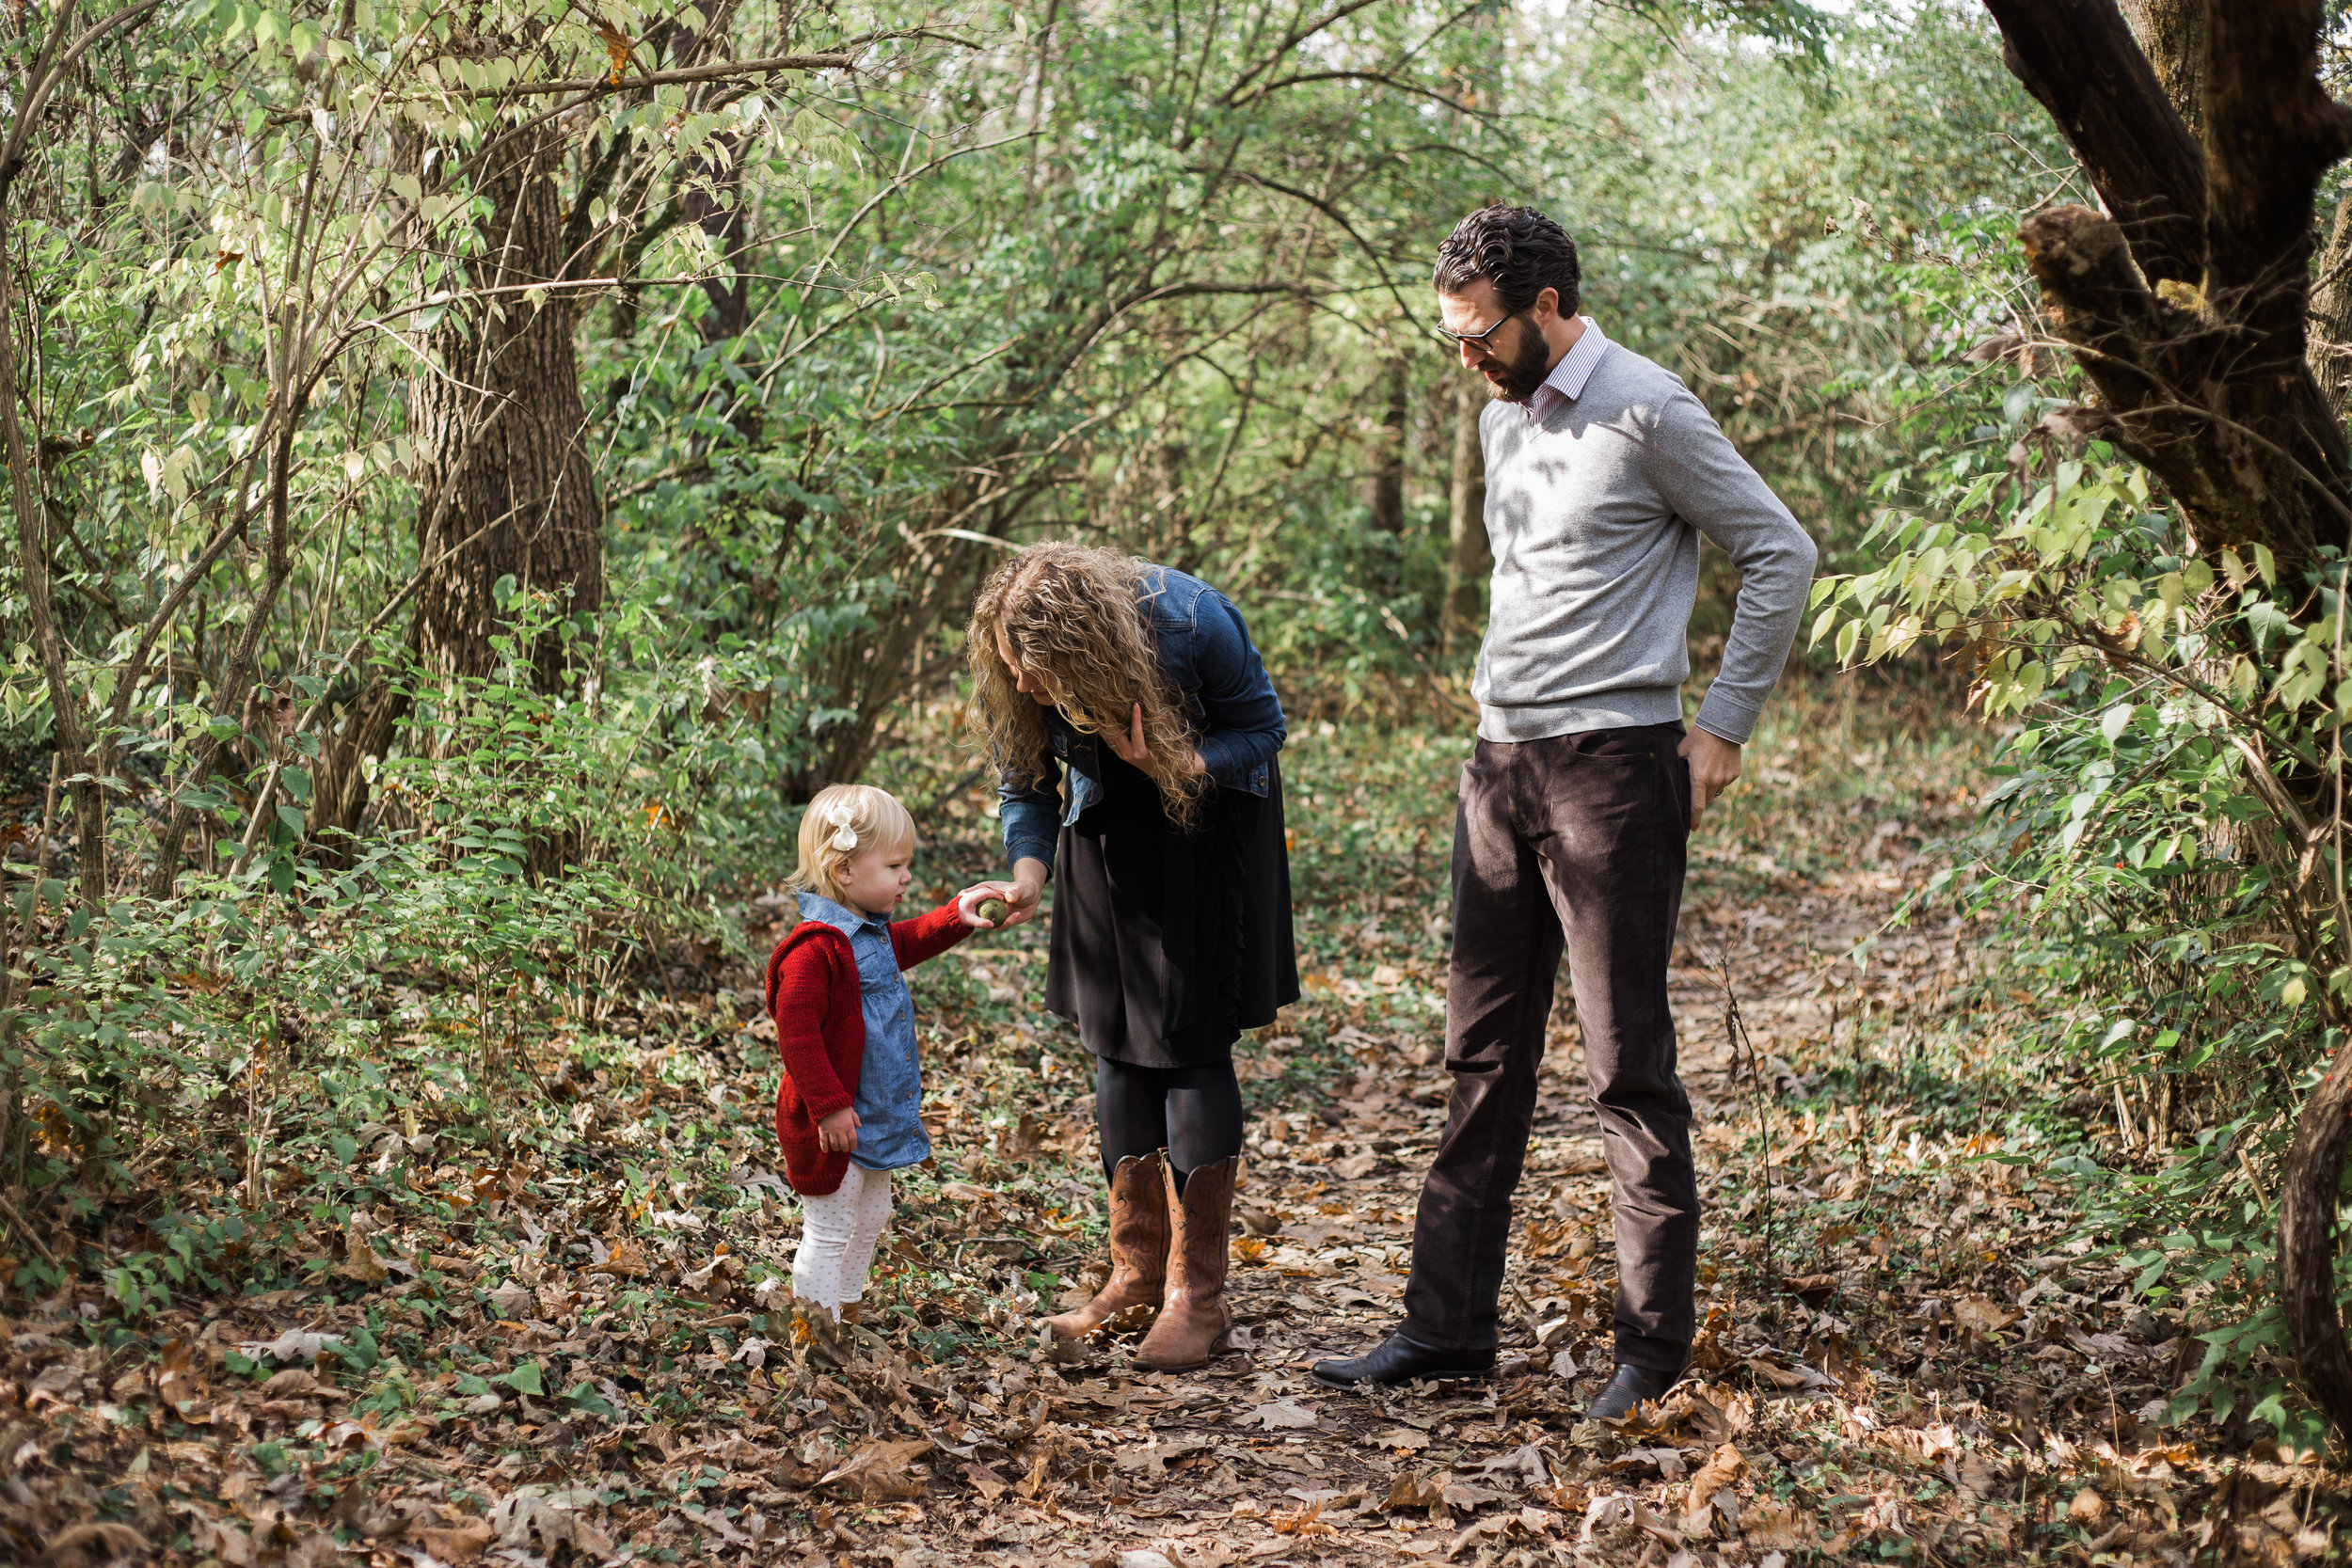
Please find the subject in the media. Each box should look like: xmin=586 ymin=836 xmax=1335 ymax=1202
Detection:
xmin=1480 ymin=323 xmax=1552 ymax=403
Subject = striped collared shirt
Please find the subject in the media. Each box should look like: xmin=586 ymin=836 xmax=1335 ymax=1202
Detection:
xmin=1523 ymin=316 xmax=1611 ymax=424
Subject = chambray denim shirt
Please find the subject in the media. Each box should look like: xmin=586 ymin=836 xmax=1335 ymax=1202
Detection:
xmin=797 ymin=892 xmax=930 ymax=1171
xmin=998 ymin=566 xmax=1287 ymax=874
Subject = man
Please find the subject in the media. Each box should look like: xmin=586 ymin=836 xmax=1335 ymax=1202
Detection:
xmin=1312 ymin=206 xmax=1816 ymax=1418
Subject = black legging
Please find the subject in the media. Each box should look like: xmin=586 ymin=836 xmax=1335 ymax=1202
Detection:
xmin=1094 ymin=1055 xmax=1245 ymax=1189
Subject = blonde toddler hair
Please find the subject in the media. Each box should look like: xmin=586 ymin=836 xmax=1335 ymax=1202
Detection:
xmin=787 ymin=784 xmax=916 ymax=905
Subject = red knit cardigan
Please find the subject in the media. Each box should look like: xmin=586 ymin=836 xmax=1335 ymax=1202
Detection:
xmin=765 ymin=899 xmax=971 ymax=1196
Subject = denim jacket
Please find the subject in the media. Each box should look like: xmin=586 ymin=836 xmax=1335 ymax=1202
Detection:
xmin=998 ymin=566 xmax=1286 ymax=873
xmin=795 ymin=891 xmax=931 ymax=1171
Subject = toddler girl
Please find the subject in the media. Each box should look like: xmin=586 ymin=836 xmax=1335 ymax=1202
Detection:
xmin=766 ymin=783 xmax=993 ymax=1321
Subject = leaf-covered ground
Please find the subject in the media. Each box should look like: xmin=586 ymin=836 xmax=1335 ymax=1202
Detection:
xmin=5 ymin=676 xmax=2347 ymax=1567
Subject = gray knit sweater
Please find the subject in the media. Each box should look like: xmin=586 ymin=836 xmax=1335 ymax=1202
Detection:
xmin=1474 ymin=333 xmax=1817 ymax=746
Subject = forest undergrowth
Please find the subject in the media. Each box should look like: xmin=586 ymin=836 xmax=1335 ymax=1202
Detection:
xmin=0 ymin=671 xmax=2340 ymax=1568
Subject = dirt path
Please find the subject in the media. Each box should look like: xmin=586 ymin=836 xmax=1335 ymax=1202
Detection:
xmin=919 ymin=821 xmax=1955 ymax=1568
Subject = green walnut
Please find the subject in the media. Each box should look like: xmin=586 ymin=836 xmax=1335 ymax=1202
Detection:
xmin=977 ymin=896 xmax=1010 ymax=927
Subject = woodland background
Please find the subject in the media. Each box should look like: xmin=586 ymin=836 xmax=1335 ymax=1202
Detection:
xmin=7 ymin=0 xmax=2352 ymax=1562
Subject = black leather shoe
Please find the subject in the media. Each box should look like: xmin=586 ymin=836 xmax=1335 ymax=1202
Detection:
xmin=1585 ymin=1362 xmax=1682 ymax=1420
xmin=1311 ymin=1332 xmax=1494 ymax=1388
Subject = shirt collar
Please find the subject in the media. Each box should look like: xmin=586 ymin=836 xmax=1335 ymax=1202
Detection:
xmin=1523 ymin=316 xmax=1610 ymax=423
xmin=799 ymin=890 xmax=886 ymax=936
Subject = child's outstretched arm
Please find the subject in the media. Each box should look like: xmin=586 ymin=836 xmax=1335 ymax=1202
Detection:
xmin=887 ymin=896 xmax=979 ymax=971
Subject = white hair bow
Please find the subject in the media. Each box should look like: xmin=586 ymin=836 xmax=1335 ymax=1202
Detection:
xmin=825 ymin=801 xmax=859 ymax=853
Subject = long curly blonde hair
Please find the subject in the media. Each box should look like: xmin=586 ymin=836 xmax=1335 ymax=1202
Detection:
xmin=967 ymin=542 xmax=1208 ymax=826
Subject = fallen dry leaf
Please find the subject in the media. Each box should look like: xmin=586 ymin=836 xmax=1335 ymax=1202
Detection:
xmin=1581 ymin=1491 xmax=1682 ymax=1548
xmin=1955 ymin=1450 xmax=2008 ymax=1499
xmin=1254 ymin=1399 xmax=1319 ymax=1430
xmin=1682 ymin=1443 xmax=1747 ymax=1536
xmin=1383 ymin=1471 xmax=1446 ymax=1511
xmin=1270 ymin=1499 xmax=1335 ymax=1537
xmin=1621 ymin=1445 xmax=1688 ymax=1480
xmin=818 ymin=1438 xmax=932 ymax=1499
xmin=1740 ymin=1500 xmax=1817 ymax=1551
xmin=238 ymin=1329 xmax=345 ymax=1363
xmin=1741 ymin=1357 xmax=1815 ymax=1390
xmin=335 ymin=1237 xmax=389 ymax=1285
xmin=43 ymin=1522 xmax=151 ymax=1560
xmin=258 ymin=1368 xmax=331 ymax=1400
xmin=415 ymin=1516 xmax=492 ymax=1564
xmin=1687 ymin=1442 xmax=1745 ymax=1503
xmin=1952 ymin=1294 xmax=2021 ymax=1336
xmin=1788 ymin=1271 xmax=1840 ymax=1305
xmin=1676 ymin=1384 xmax=1755 ymax=1443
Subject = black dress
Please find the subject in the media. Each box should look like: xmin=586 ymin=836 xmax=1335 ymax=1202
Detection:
xmin=1045 ymin=747 xmax=1298 ymax=1069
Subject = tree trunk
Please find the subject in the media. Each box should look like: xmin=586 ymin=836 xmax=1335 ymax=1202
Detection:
xmin=2280 ymin=1032 xmax=2352 ymax=1444
xmin=1368 ymin=357 xmax=1407 ymax=536
xmin=0 ymin=224 xmax=104 ymax=905
xmin=1442 ymin=380 xmax=1488 ymax=661
xmin=2310 ymin=195 xmax=2352 ymax=421
xmin=2118 ymin=0 xmax=2206 ymax=140
xmin=1983 ymin=0 xmax=2352 ymax=1445
xmin=1984 ymin=0 xmax=2205 ymax=288
xmin=312 ymin=121 xmax=603 ymax=845
xmin=687 ymin=137 xmax=752 ymax=345
xmin=410 ymin=121 xmax=603 ymax=689
xmin=1985 ymin=0 xmax=2352 ymax=570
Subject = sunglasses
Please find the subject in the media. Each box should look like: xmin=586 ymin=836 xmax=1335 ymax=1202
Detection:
xmin=1436 ymin=306 xmax=1529 ymax=351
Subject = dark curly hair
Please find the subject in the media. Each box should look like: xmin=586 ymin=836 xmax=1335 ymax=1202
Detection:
xmin=1432 ymin=205 xmax=1581 ymax=319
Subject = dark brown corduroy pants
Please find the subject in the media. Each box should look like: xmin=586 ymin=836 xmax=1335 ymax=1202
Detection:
xmin=1400 ymin=722 xmax=1698 ymax=1373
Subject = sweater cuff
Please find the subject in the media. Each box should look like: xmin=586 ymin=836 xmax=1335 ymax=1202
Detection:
xmin=800 ymin=1086 xmax=854 ymax=1123
xmin=1692 ymin=687 xmax=1763 ymax=746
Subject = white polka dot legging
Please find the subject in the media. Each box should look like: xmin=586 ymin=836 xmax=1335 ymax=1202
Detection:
xmin=792 ymin=1162 xmax=894 ymax=1320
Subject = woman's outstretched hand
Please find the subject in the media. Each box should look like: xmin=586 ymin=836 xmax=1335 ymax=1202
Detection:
xmin=959 ymin=865 xmax=1045 ymax=929
xmin=1104 ymin=702 xmax=1205 ymax=781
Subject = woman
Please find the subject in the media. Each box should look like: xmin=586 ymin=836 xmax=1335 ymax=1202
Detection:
xmin=964 ymin=541 xmax=1297 ymax=1370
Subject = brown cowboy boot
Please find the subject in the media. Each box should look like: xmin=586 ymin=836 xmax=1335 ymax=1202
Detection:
xmin=1134 ymin=1155 xmax=1240 ymax=1371
xmin=1043 ymin=1151 xmax=1169 ymax=1338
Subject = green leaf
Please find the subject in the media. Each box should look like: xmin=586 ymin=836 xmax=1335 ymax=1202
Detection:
xmin=499 ymin=1360 xmax=545 ymax=1397
xmin=564 ymin=1380 xmax=619 ymax=1417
